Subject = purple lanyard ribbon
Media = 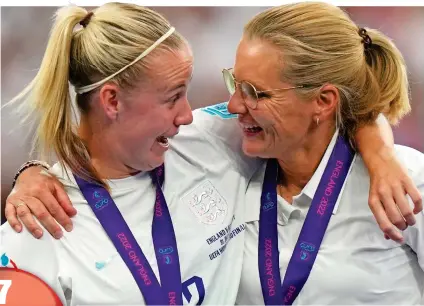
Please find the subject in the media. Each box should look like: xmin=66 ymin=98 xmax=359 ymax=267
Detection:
xmin=258 ymin=135 xmax=354 ymax=305
xmin=74 ymin=164 xmax=183 ymax=305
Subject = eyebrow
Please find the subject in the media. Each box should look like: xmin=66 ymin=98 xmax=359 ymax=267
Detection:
xmin=165 ymin=83 xmax=186 ymax=95
xmin=166 ymin=72 xmax=194 ymax=93
xmin=232 ymin=70 xmax=268 ymax=91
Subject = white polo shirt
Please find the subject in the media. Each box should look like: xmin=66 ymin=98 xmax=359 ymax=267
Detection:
xmin=0 ymin=102 xmax=260 ymax=306
xmin=237 ymin=132 xmax=424 ymax=305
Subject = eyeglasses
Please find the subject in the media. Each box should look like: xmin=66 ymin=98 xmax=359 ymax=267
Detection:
xmin=222 ymin=68 xmax=304 ymax=109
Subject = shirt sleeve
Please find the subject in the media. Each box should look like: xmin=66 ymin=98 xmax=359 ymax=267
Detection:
xmin=0 ymin=222 xmax=68 ymax=305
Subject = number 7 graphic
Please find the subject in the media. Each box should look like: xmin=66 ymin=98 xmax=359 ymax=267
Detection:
xmin=0 ymin=280 xmax=12 ymax=305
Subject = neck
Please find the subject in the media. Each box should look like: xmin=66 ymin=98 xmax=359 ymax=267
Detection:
xmin=277 ymin=124 xmax=335 ymax=202
xmin=79 ymin=115 xmax=139 ymax=180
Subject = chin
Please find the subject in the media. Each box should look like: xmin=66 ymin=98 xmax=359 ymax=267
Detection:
xmin=242 ymin=142 xmax=262 ymax=158
xmin=148 ymin=155 xmax=166 ymax=170
xmin=242 ymin=139 xmax=275 ymax=159
xmin=130 ymin=157 xmax=164 ymax=172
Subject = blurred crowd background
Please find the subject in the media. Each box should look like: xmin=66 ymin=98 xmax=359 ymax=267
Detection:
xmin=1 ymin=6 xmax=423 ymax=222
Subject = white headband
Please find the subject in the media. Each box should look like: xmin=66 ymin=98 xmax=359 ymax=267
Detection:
xmin=75 ymin=27 xmax=176 ymax=94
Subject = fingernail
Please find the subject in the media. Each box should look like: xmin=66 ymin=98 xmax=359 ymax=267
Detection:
xmin=394 ymin=234 xmax=404 ymax=242
xmin=14 ymin=225 xmax=22 ymax=232
xmin=34 ymin=230 xmax=43 ymax=239
xmin=65 ymin=224 xmax=73 ymax=232
xmin=406 ymin=217 xmax=416 ymax=226
xmin=54 ymin=231 xmax=63 ymax=239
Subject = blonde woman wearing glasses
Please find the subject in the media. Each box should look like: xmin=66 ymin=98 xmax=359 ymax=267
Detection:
xmin=222 ymin=3 xmax=424 ymax=304
xmin=2 ymin=2 xmax=422 ymax=305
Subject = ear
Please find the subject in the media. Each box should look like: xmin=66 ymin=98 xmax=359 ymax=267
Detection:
xmin=314 ymin=84 xmax=339 ymax=121
xmin=98 ymin=83 xmax=121 ymax=120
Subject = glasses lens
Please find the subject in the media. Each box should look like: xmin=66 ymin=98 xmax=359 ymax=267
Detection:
xmin=222 ymin=69 xmax=236 ymax=95
xmin=240 ymin=81 xmax=258 ymax=109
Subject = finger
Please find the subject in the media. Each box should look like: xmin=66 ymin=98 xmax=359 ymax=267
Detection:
xmin=37 ymin=187 xmax=73 ymax=233
xmin=378 ymin=188 xmax=408 ymax=231
xmin=392 ymin=185 xmax=415 ymax=226
xmin=53 ymin=182 xmax=77 ymax=218
xmin=369 ymin=196 xmax=403 ymax=242
xmin=404 ymin=180 xmax=423 ymax=214
xmin=15 ymin=201 xmax=44 ymax=239
xmin=5 ymin=201 xmax=22 ymax=232
xmin=23 ymin=195 xmax=64 ymax=239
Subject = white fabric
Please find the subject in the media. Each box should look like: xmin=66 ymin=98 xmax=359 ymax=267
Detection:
xmin=0 ymin=103 xmax=260 ymax=306
xmin=237 ymin=132 xmax=424 ymax=305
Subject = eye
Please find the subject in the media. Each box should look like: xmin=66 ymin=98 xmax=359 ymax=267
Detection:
xmin=166 ymin=90 xmax=186 ymax=107
xmin=257 ymin=92 xmax=270 ymax=99
xmin=170 ymin=93 xmax=181 ymax=103
xmin=166 ymin=93 xmax=181 ymax=104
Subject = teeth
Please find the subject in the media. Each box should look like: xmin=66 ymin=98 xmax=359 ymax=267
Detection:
xmin=241 ymin=123 xmax=261 ymax=129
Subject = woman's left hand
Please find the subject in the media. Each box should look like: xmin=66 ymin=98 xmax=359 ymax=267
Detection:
xmin=367 ymin=147 xmax=422 ymax=243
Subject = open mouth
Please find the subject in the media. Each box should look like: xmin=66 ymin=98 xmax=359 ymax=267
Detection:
xmin=156 ymin=136 xmax=169 ymax=147
xmin=241 ymin=123 xmax=263 ymax=135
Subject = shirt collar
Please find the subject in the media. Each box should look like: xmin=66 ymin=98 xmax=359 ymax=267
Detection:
xmin=245 ymin=130 xmax=345 ymax=223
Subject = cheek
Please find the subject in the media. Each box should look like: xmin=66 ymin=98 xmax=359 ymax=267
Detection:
xmin=268 ymin=101 xmax=309 ymax=131
xmin=151 ymin=106 xmax=175 ymax=129
xmin=113 ymin=116 xmax=154 ymax=147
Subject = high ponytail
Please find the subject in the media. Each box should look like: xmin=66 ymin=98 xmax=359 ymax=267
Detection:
xmin=8 ymin=6 xmax=99 ymax=184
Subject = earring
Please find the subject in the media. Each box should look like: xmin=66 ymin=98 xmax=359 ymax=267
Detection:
xmin=316 ymin=117 xmax=320 ymax=126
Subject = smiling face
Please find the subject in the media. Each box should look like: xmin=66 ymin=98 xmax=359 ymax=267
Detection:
xmin=227 ymin=37 xmax=320 ymax=159
xmin=97 ymin=44 xmax=194 ymax=173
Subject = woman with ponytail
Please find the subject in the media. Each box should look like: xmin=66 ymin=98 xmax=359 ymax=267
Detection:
xmin=1 ymin=2 xmax=422 ymax=305
xmin=227 ymin=3 xmax=424 ymax=304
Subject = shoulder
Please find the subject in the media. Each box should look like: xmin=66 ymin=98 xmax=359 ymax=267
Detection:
xmin=170 ymin=102 xmax=261 ymax=177
xmin=393 ymin=145 xmax=424 ymax=179
xmin=0 ymin=221 xmax=59 ymax=274
xmin=343 ymin=145 xmax=424 ymax=213
xmin=353 ymin=144 xmax=424 ymax=182
xmin=393 ymin=146 xmax=424 ymax=264
xmin=177 ymin=102 xmax=239 ymax=142
xmin=193 ymin=101 xmax=238 ymax=124
xmin=48 ymin=163 xmax=90 ymax=207
xmin=49 ymin=162 xmax=78 ymax=188
xmin=0 ymin=223 xmax=67 ymax=304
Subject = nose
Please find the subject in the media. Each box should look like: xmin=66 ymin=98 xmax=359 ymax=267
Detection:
xmin=175 ymin=98 xmax=193 ymax=127
xmin=227 ymin=90 xmax=248 ymax=115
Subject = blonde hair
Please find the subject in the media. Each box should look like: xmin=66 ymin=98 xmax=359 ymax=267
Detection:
xmin=9 ymin=3 xmax=186 ymax=185
xmin=244 ymin=2 xmax=410 ymax=140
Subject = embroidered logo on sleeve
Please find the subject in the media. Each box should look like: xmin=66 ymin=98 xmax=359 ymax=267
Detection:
xmin=181 ymin=180 xmax=228 ymax=225
xmin=201 ymin=102 xmax=237 ymax=119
